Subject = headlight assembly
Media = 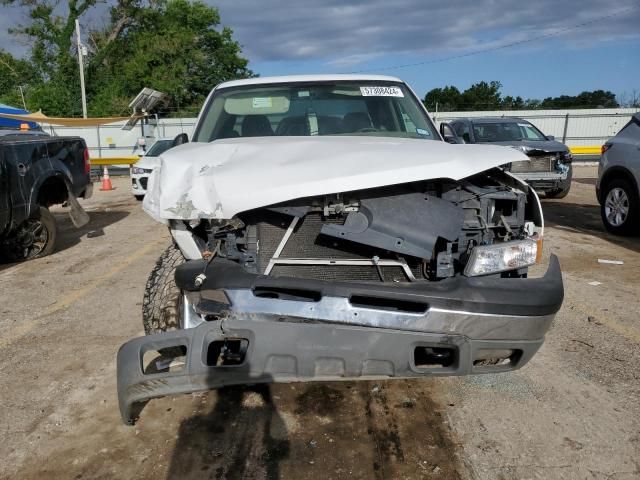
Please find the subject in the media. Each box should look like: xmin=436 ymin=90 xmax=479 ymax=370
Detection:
xmin=464 ymin=239 xmax=538 ymax=277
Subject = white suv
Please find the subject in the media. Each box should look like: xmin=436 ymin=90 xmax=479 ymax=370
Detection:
xmin=130 ymin=138 xmax=174 ymax=200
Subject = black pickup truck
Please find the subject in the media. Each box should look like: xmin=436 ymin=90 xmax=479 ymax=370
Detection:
xmin=0 ymin=134 xmax=92 ymax=261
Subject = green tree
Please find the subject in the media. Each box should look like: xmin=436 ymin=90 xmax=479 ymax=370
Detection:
xmin=423 ymin=85 xmax=462 ymax=111
xmin=423 ymin=81 xmax=623 ymax=111
xmin=501 ymin=95 xmax=525 ymax=110
xmin=539 ymin=90 xmax=618 ymax=109
xmin=460 ymin=81 xmax=502 ymax=111
xmin=2 ymin=0 xmax=99 ymax=115
xmin=424 ymin=81 xmax=503 ymax=111
xmin=0 ymin=50 xmax=37 ymax=107
xmin=0 ymin=0 xmax=252 ymax=116
xmin=87 ymin=0 xmax=253 ymax=116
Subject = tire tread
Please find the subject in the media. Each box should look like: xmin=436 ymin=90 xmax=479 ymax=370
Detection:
xmin=142 ymin=243 xmax=185 ymax=334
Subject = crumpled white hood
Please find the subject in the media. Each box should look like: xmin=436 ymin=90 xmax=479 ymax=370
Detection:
xmin=143 ymin=136 xmax=528 ymax=223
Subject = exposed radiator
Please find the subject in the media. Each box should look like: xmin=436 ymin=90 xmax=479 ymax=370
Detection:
xmin=511 ymin=155 xmax=556 ymax=173
xmin=253 ymin=211 xmax=420 ymax=282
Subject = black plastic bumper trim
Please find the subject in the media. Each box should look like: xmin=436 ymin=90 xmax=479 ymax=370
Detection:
xmin=117 ymin=316 xmax=544 ymax=425
xmin=175 ymin=255 xmax=563 ymax=317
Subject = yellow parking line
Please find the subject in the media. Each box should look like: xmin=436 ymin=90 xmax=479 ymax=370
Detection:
xmin=0 ymin=238 xmax=167 ymax=349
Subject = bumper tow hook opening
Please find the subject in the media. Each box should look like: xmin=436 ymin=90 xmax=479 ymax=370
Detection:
xmin=206 ymin=338 xmax=249 ymax=366
xmin=414 ymin=346 xmax=456 ymax=368
xmin=473 ymin=349 xmax=522 ymax=367
xmin=142 ymin=345 xmax=187 ymax=374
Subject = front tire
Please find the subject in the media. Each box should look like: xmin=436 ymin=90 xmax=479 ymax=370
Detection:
xmin=600 ymin=178 xmax=640 ymax=236
xmin=142 ymin=243 xmax=186 ymax=334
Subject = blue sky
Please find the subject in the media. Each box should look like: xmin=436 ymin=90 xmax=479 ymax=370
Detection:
xmin=214 ymin=0 xmax=640 ymax=101
xmin=2 ymin=0 xmax=639 ymax=101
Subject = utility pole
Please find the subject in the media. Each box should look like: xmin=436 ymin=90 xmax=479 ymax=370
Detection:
xmin=18 ymin=86 xmax=26 ymax=110
xmin=75 ymin=18 xmax=88 ymax=118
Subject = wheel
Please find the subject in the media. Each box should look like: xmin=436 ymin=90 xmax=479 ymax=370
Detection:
xmin=600 ymin=178 xmax=640 ymax=236
xmin=142 ymin=243 xmax=186 ymax=334
xmin=545 ymin=184 xmax=570 ymax=199
xmin=545 ymin=166 xmax=572 ymax=199
xmin=2 ymin=207 xmax=57 ymax=261
xmin=134 ymin=195 xmax=145 ymax=201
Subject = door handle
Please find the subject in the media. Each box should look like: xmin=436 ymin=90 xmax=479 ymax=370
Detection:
xmin=17 ymin=163 xmax=27 ymax=176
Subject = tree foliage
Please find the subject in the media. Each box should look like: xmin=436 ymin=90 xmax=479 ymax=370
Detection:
xmin=0 ymin=50 xmax=37 ymax=107
xmin=538 ymin=90 xmax=618 ymax=109
xmin=424 ymin=81 xmax=621 ymax=111
xmin=0 ymin=0 xmax=253 ymax=116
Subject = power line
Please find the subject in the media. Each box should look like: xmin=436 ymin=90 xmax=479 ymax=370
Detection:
xmin=351 ymin=4 xmax=640 ymax=73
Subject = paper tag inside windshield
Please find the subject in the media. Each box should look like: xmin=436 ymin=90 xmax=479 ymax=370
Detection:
xmin=252 ymin=97 xmax=272 ymax=108
xmin=360 ymin=86 xmax=404 ymax=97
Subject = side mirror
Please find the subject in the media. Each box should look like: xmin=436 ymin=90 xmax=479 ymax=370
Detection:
xmin=440 ymin=123 xmax=462 ymax=144
xmin=546 ymin=135 xmax=555 ymax=141
xmin=173 ymin=133 xmax=189 ymax=147
xmin=444 ymin=135 xmax=462 ymax=144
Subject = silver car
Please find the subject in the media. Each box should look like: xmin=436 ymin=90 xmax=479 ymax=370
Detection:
xmin=597 ymin=113 xmax=640 ymax=235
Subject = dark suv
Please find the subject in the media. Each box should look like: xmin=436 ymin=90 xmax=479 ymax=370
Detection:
xmin=440 ymin=117 xmax=573 ymax=198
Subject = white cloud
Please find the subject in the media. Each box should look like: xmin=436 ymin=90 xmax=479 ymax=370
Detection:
xmin=1 ymin=0 xmax=638 ymax=66
xmin=213 ymin=0 xmax=640 ymax=64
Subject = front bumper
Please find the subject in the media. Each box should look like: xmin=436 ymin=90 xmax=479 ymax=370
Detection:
xmin=513 ymin=171 xmax=567 ymax=191
xmin=117 ymin=255 xmax=563 ymax=425
xmin=512 ymin=162 xmax=571 ymax=193
xmin=130 ymin=173 xmax=149 ymax=195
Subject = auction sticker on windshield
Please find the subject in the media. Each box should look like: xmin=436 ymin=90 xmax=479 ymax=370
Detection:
xmin=252 ymin=97 xmax=273 ymax=108
xmin=360 ymin=86 xmax=404 ymax=97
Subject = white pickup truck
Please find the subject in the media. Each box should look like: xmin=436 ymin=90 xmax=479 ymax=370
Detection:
xmin=116 ymin=75 xmax=563 ymax=425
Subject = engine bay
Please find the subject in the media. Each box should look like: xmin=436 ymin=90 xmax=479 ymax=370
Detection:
xmin=191 ymin=168 xmax=539 ymax=282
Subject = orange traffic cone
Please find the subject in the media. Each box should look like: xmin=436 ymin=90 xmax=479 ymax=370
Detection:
xmin=100 ymin=166 xmax=114 ymax=191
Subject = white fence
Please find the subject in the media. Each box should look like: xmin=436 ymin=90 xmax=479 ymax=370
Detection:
xmin=44 ymin=117 xmax=197 ymax=159
xmin=40 ymin=107 xmax=639 ymax=160
xmin=433 ymin=108 xmax=639 ymax=147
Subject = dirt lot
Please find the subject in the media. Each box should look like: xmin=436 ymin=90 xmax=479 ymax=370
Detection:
xmin=1 ymin=166 xmax=639 ymax=480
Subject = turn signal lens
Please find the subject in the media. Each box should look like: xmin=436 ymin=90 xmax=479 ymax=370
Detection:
xmin=536 ymin=237 xmax=543 ymax=264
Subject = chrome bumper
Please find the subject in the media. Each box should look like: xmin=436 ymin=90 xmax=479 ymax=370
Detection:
xmin=117 ymin=256 xmax=563 ymax=425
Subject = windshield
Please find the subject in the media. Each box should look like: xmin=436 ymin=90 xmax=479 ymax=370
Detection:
xmin=472 ymin=121 xmax=547 ymax=142
xmin=193 ymin=82 xmax=439 ymax=142
xmin=145 ymin=139 xmax=173 ymax=156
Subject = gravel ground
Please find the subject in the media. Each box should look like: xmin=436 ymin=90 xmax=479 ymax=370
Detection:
xmin=1 ymin=166 xmax=638 ymax=480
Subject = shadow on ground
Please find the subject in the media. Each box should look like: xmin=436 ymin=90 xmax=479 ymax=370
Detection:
xmin=164 ymin=379 xmax=463 ymax=480
xmin=542 ymin=200 xmax=640 ymax=253
xmin=0 ymin=209 xmax=129 ymax=271
xmin=54 ymin=209 xmax=130 ymax=251
xmin=573 ymin=178 xmax=597 ymax=186
xmin=166 ymin=384 xmax=289 ymax=480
